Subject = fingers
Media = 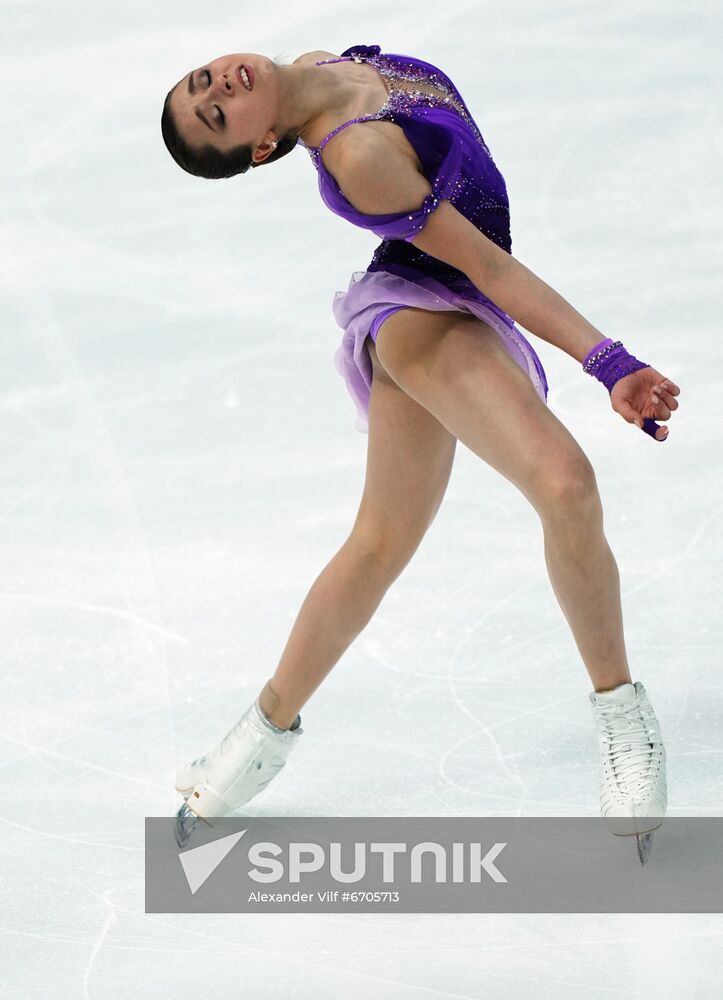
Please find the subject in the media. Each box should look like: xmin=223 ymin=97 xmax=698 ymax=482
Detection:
xmin=648 ymin=378 xmax=679 ymax=441
xmin=641 ymin=417 xmax=669 ymax=441
xmin=649 ymin=395 xmax=672 ymax=420
xmin=616 ymin=373 xmax=678 ymax=442
xmin=652 ymin=384 xmax=679 ymax=413
xmin=649 ymin=377 xmax=680 ymax=429
xmin=659 ymin=379 xmax=680 ymax=396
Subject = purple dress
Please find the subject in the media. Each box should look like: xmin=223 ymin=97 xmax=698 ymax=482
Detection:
xmin=298 ymin=44 xmax=549 ymax=434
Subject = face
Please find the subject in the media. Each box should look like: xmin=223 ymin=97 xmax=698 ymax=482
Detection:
xmin=171 ymin=53 xmax=279 ymax=163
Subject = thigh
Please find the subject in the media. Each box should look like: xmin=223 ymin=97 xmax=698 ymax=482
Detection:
xmin=374 ymin=307 xmax=596 ymax=510
xmin=351 ymin=334 xmax=457 ymax=563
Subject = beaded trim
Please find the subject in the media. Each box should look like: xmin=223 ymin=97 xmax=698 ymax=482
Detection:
xmin=582 ymin=339 xmax=623 ymax=374
xmin=303 ymin=47 xmax=510 ymax=252
xmin=582 ymin=339 xmax=650 ymax=394
xmin=302 ymin=50 xmax=492 ymax=161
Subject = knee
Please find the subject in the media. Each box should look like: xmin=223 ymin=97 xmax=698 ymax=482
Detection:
xmin=347 ymin=525 xmax=421 ymax=577
xmin=535 ymin=457 xmax=600 ymax=520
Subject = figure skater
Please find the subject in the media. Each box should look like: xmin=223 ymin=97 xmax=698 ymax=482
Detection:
xmin=161 ymin=44 xmax=679 ymax=859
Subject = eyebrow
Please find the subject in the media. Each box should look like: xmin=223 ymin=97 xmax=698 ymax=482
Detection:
xmin=187 ymin=70 xmax=218 ymax=133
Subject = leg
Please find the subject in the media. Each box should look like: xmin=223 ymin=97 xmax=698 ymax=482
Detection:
xmin=259 ymin=332 xmax=457 ymax=728
xmin=374 ymin=307 xmax=631 ymax=692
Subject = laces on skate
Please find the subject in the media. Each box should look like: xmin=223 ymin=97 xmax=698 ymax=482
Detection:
xmin=598 ymin=702 xmax=656 ymax=799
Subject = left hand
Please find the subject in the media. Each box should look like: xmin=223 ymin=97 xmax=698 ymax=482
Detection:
xmin=610 ymin=367 xmax=681 ymax=441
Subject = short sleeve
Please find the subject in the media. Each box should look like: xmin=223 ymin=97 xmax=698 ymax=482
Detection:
xmin=316 ymin=112 xmax=465 ymax=242
xmin=358 ymin=189 xmax=446 ymax=242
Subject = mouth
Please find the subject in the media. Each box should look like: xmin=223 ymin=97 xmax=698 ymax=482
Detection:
xmin=236 ymin=64 xmax=253 ymax=91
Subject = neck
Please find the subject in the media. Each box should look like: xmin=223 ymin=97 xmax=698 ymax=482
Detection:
xmin=272 ymin=61 xmax=358 ymax=147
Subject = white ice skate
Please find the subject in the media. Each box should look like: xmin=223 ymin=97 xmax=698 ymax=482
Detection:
xmin=174 ymin=697 xmax=303 ymax=847
xmin=589 ymin=680 xmax=667 ymax=865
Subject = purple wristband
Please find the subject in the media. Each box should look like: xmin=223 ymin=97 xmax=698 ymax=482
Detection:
xmin=582 ymin=338 xmax=650 ymax=393
xmin=582 ymin=338 xmax=666 ymax=442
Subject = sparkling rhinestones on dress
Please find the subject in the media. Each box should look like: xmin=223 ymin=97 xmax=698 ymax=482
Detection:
xmin=301 ymin=50 xmax=494 ymax=164
xmin=298 ymin=47 xmax=511 ymax=284
xmin=299 ymin=45 xmax=512 ymax=284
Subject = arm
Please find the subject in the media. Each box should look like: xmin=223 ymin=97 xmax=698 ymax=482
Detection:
xmin=412 ymin=206 xmax=607 ymax=364
xmin=331 ymin=133 xmax=605 ymax=362
xmin=332 ymin=134 xmax=680 ymax=439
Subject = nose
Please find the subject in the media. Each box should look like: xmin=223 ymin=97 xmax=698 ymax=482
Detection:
xmin=214 ymin=72 xmax=234 ymax=96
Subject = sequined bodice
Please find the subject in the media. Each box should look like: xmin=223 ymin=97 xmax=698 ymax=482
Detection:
xmin=300 ymin=45 xmax=512 ymax=285
xmin=300 ymin=50 xmax=492 ymax=166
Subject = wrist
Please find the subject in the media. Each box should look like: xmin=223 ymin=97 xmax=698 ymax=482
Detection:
xmin=582 ymin=337 xmax=614 ymax=367
xmin=582 ymin=339 xmax=650 ymax=393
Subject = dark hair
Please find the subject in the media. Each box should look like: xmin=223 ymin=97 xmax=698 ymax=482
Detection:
xmin=160 ymin=81 xmax=299 ymax=179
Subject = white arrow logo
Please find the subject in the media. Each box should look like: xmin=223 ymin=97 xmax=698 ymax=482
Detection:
xmin=179 ymin=829 xmax=247 ymax=894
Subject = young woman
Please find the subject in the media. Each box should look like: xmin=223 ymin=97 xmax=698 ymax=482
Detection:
xmin=161 ymin=44 xmax=678 ymax=850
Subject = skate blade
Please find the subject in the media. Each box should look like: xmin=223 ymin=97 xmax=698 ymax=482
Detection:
xmin=605 ymin=815 xmax=663 ymax=838
xmin=174 ymin=802 xmax=213 ymax=849
xmin=636 ymin=831 xmax=655 ymax=866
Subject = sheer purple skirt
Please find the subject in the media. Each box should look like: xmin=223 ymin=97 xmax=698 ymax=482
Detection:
xmin=332 ymin=268 xmax=550 ymax=434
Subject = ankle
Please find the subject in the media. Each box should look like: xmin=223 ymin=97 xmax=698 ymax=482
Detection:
xmin=591 ymin=672 xmax=633 ymax=694
xmin=257 ymin=680 xmax=301 ymax=731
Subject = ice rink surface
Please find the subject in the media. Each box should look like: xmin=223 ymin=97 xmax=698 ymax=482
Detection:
xmin=2 ymin=0 xmax=722 ymax=995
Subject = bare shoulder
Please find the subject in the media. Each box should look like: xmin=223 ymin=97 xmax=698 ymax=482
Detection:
xmin=292 ymin=50 xmax=339 ymax=66
xmin=326 ymin=125 xmax=508 ymax=280
xmin=323 ymin=125 xmax=433 ymax=216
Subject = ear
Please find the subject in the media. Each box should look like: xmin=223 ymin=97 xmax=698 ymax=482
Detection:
xmin=253 ymin=136 xmax=278 ymax=166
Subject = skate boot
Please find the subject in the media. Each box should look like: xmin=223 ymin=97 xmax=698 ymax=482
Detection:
xmin=174 ymin=697 xmax=302 ymax=847
xmin=589 ymin=680 xmax=667 ymax=864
